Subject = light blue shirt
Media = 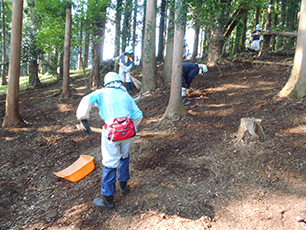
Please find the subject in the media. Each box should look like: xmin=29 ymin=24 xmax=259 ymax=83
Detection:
xmin=87 ymin=88 xmax=142 ymax=121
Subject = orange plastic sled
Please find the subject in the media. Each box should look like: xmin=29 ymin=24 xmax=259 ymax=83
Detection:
xmin=54 ymin=155 xmax=95 ymax=182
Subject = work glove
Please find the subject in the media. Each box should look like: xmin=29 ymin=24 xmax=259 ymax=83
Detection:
xmin=80 ymin=120 xmax=91 ymax=134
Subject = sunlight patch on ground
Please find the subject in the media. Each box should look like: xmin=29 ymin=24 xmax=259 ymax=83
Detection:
xmin=207 ymin=103 xmax=227 ymax=107
xmin=256 ymin=80 xmax=277 ymax=86
xmin=103 ymin=211 xmax=212 ymax=230
xmin=23 ymin=204 xmax=90 ymax=230
xmin=57 ymin=104 xmax=74 ymax=112
xmin=204 ymin=108 xmax=236 ymax=117
xmin=283 ymin=124 xmax=306 ymax=134
xmin=207 ymin=84 xmax=250 ymax=92
xmin=220 ymin=191 xmax=306 ymax=230
xmin=75 ymin=85 xmax=88 ymax=91
xmin=36 ymin=125 xmax=75 ymax=133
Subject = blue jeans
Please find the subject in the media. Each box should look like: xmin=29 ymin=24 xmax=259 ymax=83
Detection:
xmin=101 ymin=155 xmax=130 ymax=196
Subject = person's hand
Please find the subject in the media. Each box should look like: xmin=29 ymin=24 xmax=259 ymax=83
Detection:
xmin=81 ymin=120 xmax=92 ymax=134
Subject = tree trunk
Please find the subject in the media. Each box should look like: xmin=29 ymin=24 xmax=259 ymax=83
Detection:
xmin=28 ymin=0 xmax=41 ymax=86
xmin=234 ymin=20 xmax=243 ymax=53
xmin=29 ymin=60 xmax=40 ymax=86
xmin=277 ymin=0 xmax=286 ymax=49
xmin=260 ymin=0 xmax=272 ymax=59
xmin=191 ymin=26 xmax=200 ymax=62
xmin=61 ymin=3 xmax=72 ymax=98
xmin=114 ymin=0 xmax=122 ymax=73
xmin=91 ymin=38 xmax=102 ymax=87
xmin=140 ymin=0 xmax=147 ymax=65
xmin=141 ymin=0 xmax=157 ymax=92
xmin=162 ymin=3 xmax=174 ymax=83
xmin=156 ymin=0 xmax=166 ymax=61
xmin=278 ymin=0 xmax=306 ymax=99
xmin=284 ymin=0 xmax=299 ymax=51
xmin=1 ymin=0 xmax=7 ymax=85
xmin=241 ymin=12 xmax=248 ymax=52
xmin=78 ymin=21 xmax=83 ymax=70
xmin=164 ymin=0 xmax=186 ymax=120
xmin=84 ymin=29 xmax=89 ymax=69
xmin=207 ymin=25 xmax=224 ymax=65
xmin=59 ymin=51 xmax=63 ymax=79
xmin=121 ymin=0 xmax=133 ymax=52
xmin=2 ymin=0 xmax=23 ymax=127
xmin=132 ymin=0 xmax=138 ymax=56
xmin=91 ymin=9 xmax=107 ymax=87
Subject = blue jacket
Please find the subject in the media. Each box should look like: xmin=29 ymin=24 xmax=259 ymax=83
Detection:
xmin=252 ymin=30 xmax=261 ymax=40
xmin=182 ymin=62 xmax=199 ymax=88
xmin=116 ymin=52 xmax=134 ymax=68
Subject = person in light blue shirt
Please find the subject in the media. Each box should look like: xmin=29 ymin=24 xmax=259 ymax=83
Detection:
xmin=76 ymin=72 xmax=143 ymax=210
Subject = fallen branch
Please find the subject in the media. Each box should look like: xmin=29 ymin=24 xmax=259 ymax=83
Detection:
xmin=242 ymin=60 xmax=293 ymax=67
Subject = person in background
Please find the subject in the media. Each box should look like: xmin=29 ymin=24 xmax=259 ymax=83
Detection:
xmin=76 ymin=72 xmax=143 ymax=210
xmin=183 ymin=38 xmax=189 ymax=59
xmin=182 ymin=62 xmax=208 ymax=106
xmin=114 ymin=47 xmax=134 ymax=92
xmin=249 ymin=24 xmax=263 ymax=52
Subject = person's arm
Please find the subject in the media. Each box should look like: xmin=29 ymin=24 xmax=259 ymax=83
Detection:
xmin=76 ymin=93 xmax=98 ymax=133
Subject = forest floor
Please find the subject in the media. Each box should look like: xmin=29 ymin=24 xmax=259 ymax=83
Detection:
xmin=1 ymin=53 xmax=306 ymax=230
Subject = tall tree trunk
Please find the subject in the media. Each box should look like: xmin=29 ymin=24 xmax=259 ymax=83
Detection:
xmin=234 ymin=20 xmax=243 ymax=53
xmin=84 ymin=29 xmax=89 ymax=69
xmin=241 ymin=12 xmax=247 ymax=52
xmin=277 ymin=0 xmax=286 ymax=49
xmin=207 ymin=25 xmax=224 ymax=65
xmin=271 ymin=1 xmax=279 ymax=51
xmin=59 ymin=51 xmax=63 ymax=79
xmin=278 ymin=0 xmax=306 ymax=98
xmin=61 ymin=3 xmax=72 ymax=98
xmin=28 ymin=0 xmax=40 ymax=86
xmin=140 ymin=0 xmax=146 ymax=65
xmin=163 ymin=2 xmax=174 ymax=83
xmin=91 ymin=6 xmax=107 ymax=87
xmin=121 ymin=0 xmax=133 ymax=53
xmin=78 ymin=21 xmax=83 ymax=70
xmin=141 ymin=0 xmax=157 ymax=92
xmin=1 ymin=0 xmax=7 ymax=85
xmin=191 ymin=26 xmax=200 ymax=62
xmin=114 ymin=0 xmax=122 ymax=72
xmin=29 ymin=60 xmax=40 ymax=86
xmin=260 ymin=0 xmax=272 ymax=59
xmin=132 ymin=0 xmax=138 ymax=55
xmin=164 ymin=0 xmax=186 ymax=120
xmin=157 ymin=0 xmax=166 ymax=61
xmin=2 ymin=0 xmax=23 ymax=127
xmin=284 ymin=0 xmax=299 ymax=51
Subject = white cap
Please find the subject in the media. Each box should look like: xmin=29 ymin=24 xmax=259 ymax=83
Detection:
xmin=198 ymin=64 xmax=208 ymax=75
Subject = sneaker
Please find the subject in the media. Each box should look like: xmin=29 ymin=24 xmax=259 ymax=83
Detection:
xmin=119 ymin=181 xmax=130 ymax=195
xmin=93 ymin=196 xmax=114 ymax=210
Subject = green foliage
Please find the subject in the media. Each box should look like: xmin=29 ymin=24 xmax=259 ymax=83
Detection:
xmin=174 ymin=0 xmax=187 ymax=29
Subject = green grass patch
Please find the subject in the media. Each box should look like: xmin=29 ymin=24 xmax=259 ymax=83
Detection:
xmin=0 ymin=69 xmax=91 ymax=96
xmin=0 ymin=74 xmax=58 ymax=96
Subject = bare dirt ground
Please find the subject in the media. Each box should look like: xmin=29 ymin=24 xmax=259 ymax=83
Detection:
xmin=1 ymin=55 xmax=306 ymax=230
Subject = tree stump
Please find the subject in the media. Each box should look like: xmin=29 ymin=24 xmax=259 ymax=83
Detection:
xmin=234 ymin=118 xmax=265 ymax=144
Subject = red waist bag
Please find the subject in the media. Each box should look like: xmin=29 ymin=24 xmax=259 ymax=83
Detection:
xmin=104 ymin=117 xmax=136 ymax=141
